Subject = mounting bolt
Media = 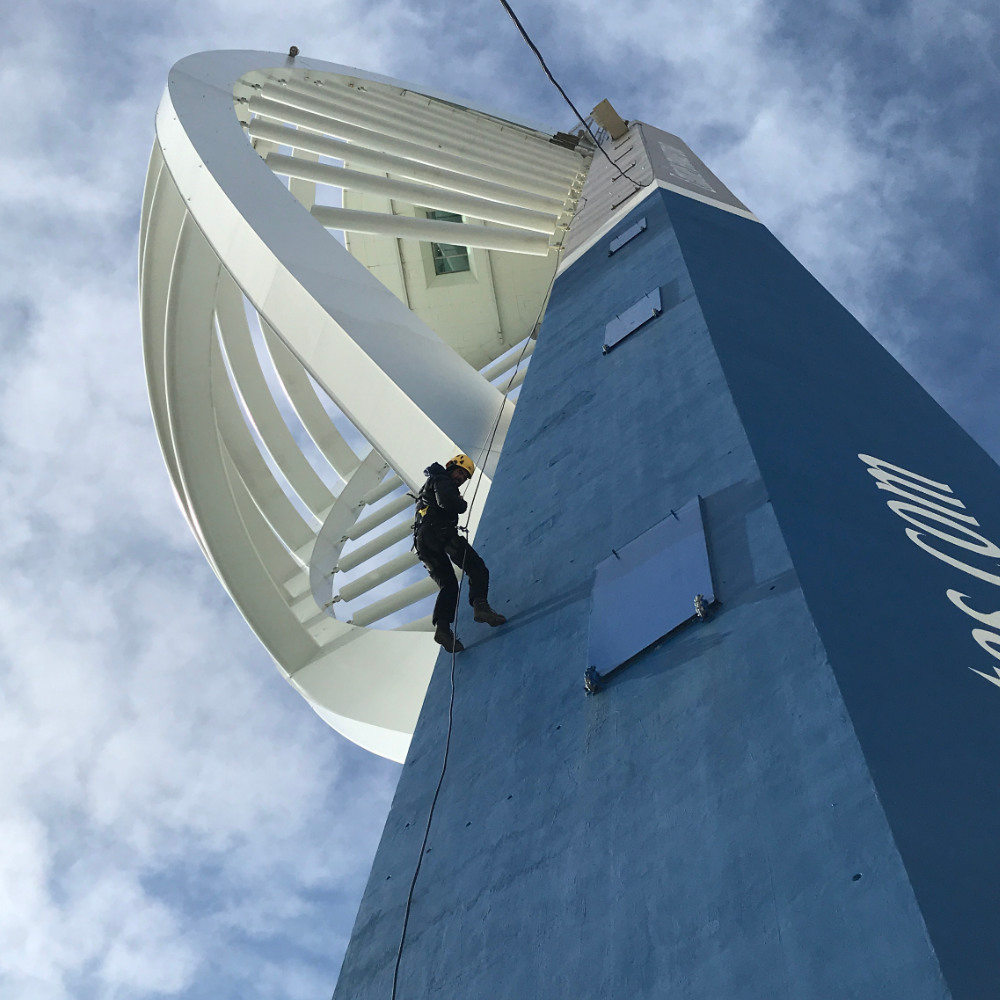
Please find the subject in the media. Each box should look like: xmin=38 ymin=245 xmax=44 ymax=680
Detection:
xmin=289 ymin=45 xmax=300 ymax=57
xmin=584 ymin=666 xmax=603 ymax=695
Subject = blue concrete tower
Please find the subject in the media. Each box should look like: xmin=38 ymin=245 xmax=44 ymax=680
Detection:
xmin=332 ymin=125 xmax=1000 ymax=999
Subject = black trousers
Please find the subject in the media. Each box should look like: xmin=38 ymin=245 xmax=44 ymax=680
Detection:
xmin=415 ymin=527 xmax=490 ymax=626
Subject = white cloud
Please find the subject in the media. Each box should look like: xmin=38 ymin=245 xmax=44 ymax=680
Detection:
xmin=2 ymin=0 xmax=999 ymax=996
xmin=0 ymin=28 xmax=400 ymax=974
xmin=0 ymin=557 xmax=397 ymax=998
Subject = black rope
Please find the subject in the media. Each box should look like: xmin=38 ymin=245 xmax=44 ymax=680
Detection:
xmin=388 ymin=583 xmax=461 ymax=1000
xmin=464 ymin=333 xmax=534 ymax=519
xmin=463 ymin=254 xmax=559 ymax=518
xmin=497 ymin=0 xmax=642 ymax=191
xmin=387 ymin=276 xmax=551 ymax=999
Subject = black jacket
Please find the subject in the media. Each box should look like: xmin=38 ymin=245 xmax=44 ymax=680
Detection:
xmin=415 ymin=462 xmax=468 ymax=531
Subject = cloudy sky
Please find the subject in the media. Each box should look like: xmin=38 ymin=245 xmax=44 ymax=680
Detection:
xmin=2 ymin=0 xmax=999 ymax=997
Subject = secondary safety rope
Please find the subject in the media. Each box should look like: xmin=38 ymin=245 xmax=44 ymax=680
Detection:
xmin=497 ymin=0 xmax=643 ymax=192
xmin=387 ymin=271 xmax=554 ymax=1000
xmin=463 ymin=256 xmax=558 ymax=521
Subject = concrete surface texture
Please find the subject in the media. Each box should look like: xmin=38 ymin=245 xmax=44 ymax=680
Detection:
xmin=332 ymin=186 xmax=1000 ymax=998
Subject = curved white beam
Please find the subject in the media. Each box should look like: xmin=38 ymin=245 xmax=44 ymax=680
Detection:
xmin=247 ymin=119 xmax=568 ymax=214
xmin=249 ymin=92 xmax=574 ymax=200
xmin=159 ymin=53 xmax=511 ymax=487
xmin=141 ymin=50 xmax=592 ymax=760
xmin=277 ymin=77 xmax=578 ymax=173
xmin=258 ymin=320 xmax=360 ymax=482
xmin=310 ymin=205 xmax=552 ymax=255
xmin=215 ymin=272 xmax=334 ymax=517
xmin=265 ymin=154 xmax=560 ymax=232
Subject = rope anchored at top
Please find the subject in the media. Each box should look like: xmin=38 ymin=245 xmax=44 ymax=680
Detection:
xmin=497 ymin=0 xmax=643 ymax=192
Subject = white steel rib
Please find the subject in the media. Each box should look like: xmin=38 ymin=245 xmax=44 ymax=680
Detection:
xmin=139 ymin=50 xmax=592 ymax=760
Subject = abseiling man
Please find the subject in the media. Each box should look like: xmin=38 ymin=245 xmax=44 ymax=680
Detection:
xmin=413 ymin=454 xmax=506 ymax=653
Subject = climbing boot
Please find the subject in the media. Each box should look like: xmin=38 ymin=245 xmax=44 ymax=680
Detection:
xmin=473 ymin=600 xmax=506 ymax=627
xmin=434 ymin=624 xmax=465 ymax=653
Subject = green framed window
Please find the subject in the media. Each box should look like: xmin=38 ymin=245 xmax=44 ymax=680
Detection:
xmin=426 ymin=210 xmax=471 ymax=275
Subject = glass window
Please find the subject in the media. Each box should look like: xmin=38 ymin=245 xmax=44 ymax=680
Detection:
xmin=426 ymin=210 xmax=471 ymax=275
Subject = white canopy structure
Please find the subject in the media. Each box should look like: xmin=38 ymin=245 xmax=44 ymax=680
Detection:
xmin=139 ymin=50 xmax=593 ymax=760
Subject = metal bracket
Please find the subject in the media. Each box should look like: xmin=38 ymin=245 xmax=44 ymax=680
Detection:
xmin=584 ymin=666 xmax=603 ymax=695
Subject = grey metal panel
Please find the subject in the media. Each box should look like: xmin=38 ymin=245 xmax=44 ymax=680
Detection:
xmin=638 ymin=124 xmax=751 ymax=214
xmin=588 ymin=496 xmax=714 ymax=673
xmin=561 ymin=123 xmax=755 ymax=270
xmin=561 ymin=126 xmax=655 ymax=261
xmin=603 ymin=286 xmax=662 ymax=351
xmin=608 ymin=217 xmax=647 ymax=255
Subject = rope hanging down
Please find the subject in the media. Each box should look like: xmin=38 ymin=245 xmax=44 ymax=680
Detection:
xmin=387 ymin=284 xmax=547 ymax=1000
xmin=497 ymin=0 xmax=643 ymax=192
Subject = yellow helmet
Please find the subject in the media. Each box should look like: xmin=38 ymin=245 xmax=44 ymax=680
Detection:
xmin=446 ymin=454 xmax=475 ymax=476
